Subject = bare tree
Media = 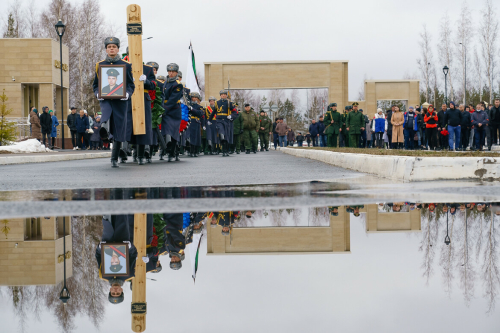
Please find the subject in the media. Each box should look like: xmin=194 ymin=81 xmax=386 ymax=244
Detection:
xmin=25 ymin=0 xmax=41 ymax=38
xmin=481 ymin=212 xmax=499 ymax=314
xmin=438 ymin=13 xmax=455 ymax=101
xmin=479 ymin=0 xmax=499 ymax=103
xmin=474 ymin=49 xmax=484 ymax=101
xmin=455 ymin=1 xmax=474 ymax=105
xmin=439 ymin=215 xmax=456 ymax=296
xmin=417 ymin=25 xmax=434 ymax=102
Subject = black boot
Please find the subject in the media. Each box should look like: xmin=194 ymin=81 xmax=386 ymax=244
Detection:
xmin=194 ymin=146 xmax=199 ymax=157
xmin=119 ymin=145 xmax=128 ymax=163
xmin=111 ymin=142 xmax=121 ymax=168
xmin=132 ymin=148 xmax=138 ymax=163
xmin=175 ymin=143 xmax=180 ymax=161
xmin=167 ymin=142 xmax=175 ymax=162
xmin=246 ymin=149 xmax=250 ymax=154
xmin=137 ymin=145 xmax=145 ymax=165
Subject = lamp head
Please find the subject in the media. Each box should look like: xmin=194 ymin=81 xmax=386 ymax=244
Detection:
xmin=55 ymin=20 xmax=66 ymax=37
xmin=443 ymin=65 xmax=449 ymax=75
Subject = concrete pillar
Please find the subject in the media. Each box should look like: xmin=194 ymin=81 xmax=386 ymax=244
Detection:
xmin=39 ymin=83 xmax=54 ymax=112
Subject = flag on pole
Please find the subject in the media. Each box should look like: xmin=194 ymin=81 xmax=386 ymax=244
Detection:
xmin=188 ymin=233 xmax=203 ymax=283
xmin=185 ymin=42 xmax=200 ymax=94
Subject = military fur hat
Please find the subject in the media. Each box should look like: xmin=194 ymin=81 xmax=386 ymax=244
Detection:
xmin=151 ymin=263 xmax=162 ymax=273
xmin=177 ymin=70 xmax=182 ymax=78
xmin=190 ymin=92 xmax=201 ymax=100
xmin=147 ymin=61 xmax=159 ymax=70
xmin=108 ymin=291 xmax=124 ymax=304
xmin=157 ymin=75 xmax=166 ymax=81
xmin=104 ymin=37 xmax=120 ymax=48
xmin=219 ymin=90 xmax=228 ymax=95
xmin=167 ymin=63 xmax=179 ymax=72
xmin=352 ymin=102 xmax=359 ymax=106
xmin=221 ymin=230 xmax=230 ymax=236
xmin=208 ymin=96 xmax=216 ymax=101
xmin=193 ymin=224 xmax=204 ymax=234
xmin=170 ymin=261 xmax=182 ymax=270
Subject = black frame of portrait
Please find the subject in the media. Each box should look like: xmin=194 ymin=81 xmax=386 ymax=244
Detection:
xmin=98 ymin=64 xmax=127 ymax=99
xmin=101 ymin=243 xmax=130 ymax=277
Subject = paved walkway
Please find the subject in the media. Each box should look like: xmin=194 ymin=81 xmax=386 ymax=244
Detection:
xmin=0 ymin=150 xmax=361 ymax=191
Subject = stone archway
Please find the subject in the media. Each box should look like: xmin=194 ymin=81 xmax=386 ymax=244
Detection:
xmin=204 ymin=61 xmax=349 ymax=108
xmin=364 ymin=80 xmax=420 ymax=118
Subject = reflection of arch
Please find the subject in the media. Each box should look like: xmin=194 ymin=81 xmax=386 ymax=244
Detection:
xmin=365 ymin=204 xmax=421 ymax=232
xmin=204 ymin=61 xmax=349 ymax=108
xmin=207 ymin=207 xmax=350 ymax=254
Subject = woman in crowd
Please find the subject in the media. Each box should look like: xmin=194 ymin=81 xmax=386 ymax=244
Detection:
xmin=50 ymin=110 xmax=59 ymax=149
xmin=372 ymin=108 xmax=387 ymax=149
xmin=424 ymin=105 xmax=438 ymax=150
xmin=391 ymin=106 xmax=404 ymax=149
xmin=30 ymin=109 xmax=41 ymax=142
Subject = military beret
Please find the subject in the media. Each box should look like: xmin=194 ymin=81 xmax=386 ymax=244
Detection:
xmin=146 ymin=61 xmax=159 ymax=70
xmin=104 ymin=37 xmax=120 ymax=48
xmin=106 ymin=68 xmax=120 ymax=77
xmin=167 ymin=63 xmax=179 ymax=72
xmin=352 ymin=102 xmax=359 ymax=106
xmin=219 ymin=90 xmax=228 ymax=95
xmin=359 ymin=109 xmax=363 ymax=112
xmin=208 ymin=96 xmax=216 ymax=101
xmin=244 ymin=103 xmax=250 ymax=107
xmin=177 ymin=70 xmax=182 ymax=78
xmin=190 ymin=92 xmax=201 ymax=100
xmin=108 ymin=291 xmax=124 ymax=304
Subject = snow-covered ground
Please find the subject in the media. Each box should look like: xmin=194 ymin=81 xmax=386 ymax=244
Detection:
xmin=0 ymin=139 xmax=54 ymax=153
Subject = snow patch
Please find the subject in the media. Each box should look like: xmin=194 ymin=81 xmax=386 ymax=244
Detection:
xmin=0 ymin=139 xmax=54 ymax=154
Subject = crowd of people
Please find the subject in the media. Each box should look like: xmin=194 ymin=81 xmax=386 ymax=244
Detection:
xmin=295 ymin=100 xmax=500 ymax=151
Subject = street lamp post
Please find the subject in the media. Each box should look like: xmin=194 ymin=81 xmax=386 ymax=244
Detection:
xmin=55 ymin=20 xmax=66 ymax=149
xmin=444 ymin=211 xmax=451 ymax=245
xmin=59 ymin=215 xmax=70 ymax=304
xmin=460 ymin=43 xmax=466 ymax=106
xmin=443 ymin=66 xmax=449 ymax=105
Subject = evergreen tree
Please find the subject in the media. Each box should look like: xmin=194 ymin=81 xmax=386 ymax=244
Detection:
xmin=0 ymin=89 xmax=17 ymax=146
xmin=3 ymin=13 xmax=17 ymax=38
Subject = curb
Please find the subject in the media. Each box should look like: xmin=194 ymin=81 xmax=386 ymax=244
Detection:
xmin=280 ymin=147 xmax=500 ymax=181
xmin=0 ymin=152 xmax=111 ymax=165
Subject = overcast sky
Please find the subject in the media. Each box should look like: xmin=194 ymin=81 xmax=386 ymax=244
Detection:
xmin=13 ymin=0 xmax=483 ymax=100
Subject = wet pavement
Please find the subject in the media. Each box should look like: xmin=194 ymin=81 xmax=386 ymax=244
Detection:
xmin=0 ymin=151 xmax=499 ymax=332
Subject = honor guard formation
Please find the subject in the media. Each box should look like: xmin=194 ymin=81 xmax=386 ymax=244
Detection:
xmin=93 ymin=37 xmax=274 ymax=168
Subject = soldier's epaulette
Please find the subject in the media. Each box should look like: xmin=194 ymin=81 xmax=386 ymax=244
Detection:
xmin=95 ymin=60 xmax=106 ymax=76
xmin=176 ymin=79 xmax=181 ymax=84
xmin=144 ymin=64 xmax=153 ymax=68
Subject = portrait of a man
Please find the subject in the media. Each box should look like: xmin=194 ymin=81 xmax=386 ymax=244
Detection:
xmin=102 ymin=244 xmax=129 ymax=275
xmin=99 ymin=65 xmax=126 ymax=99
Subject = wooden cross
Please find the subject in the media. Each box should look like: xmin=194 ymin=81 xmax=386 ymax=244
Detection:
xmin=131 ymin=213 xmax=147 ymax=332
xmin=127 ymin=4 xmax=146 ymax=135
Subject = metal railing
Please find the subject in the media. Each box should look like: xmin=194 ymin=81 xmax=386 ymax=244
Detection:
xmin=8 ymin=117 xmax=31 ymax=141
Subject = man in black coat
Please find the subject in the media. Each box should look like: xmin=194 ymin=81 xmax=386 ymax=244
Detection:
xmin=93 ymin=37 xmax=135 ymax=168
xmin=459 ymin=104 xmax=471 ymax=151
xmin=490 ymin=98 xmax=500 ymax=147
xmin=40 ymin=106 xmax=52 ymax=148
xmin=386 ymin=106 xmax=394 ymax=148
xmin=66 ymin=107 xmax=78 ymax=149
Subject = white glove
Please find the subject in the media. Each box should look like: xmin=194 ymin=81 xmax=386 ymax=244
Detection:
xmin=203 ymin=126 xmax=206 ymax=130
xmin=227 ymin=115 xmax=232 ymax=120
xmin=96 ymin=93 xmax=104 ymax=101
xmin=124 ymin=241 xmax=131 ymax=248
xmin=207 ymin=121 xmax=212 ymax=125
xmin=120 ymin=93 xmax=129 ymax=101
xmin=142 ymin=256 xmax=149 ymax=263
xmin=139 ymin=74 xmax=146 ymax=82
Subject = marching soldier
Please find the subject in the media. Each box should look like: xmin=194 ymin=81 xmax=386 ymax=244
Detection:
xmin=208 ymin=90 xmax=239 ymax=157
xmin=231 ymin=106 xmax=244 ymax=154
xmin=258 ymin=110 xmax=272 ymax=151
xmin=123 ymin=60 xmax=156 ymax=165
xmin=161 ymin=63 xmax=183 ymax=162
xmin=93 ymin=37 xmax=135 ymax=168
xmin=205 ymin=97 xmax=219 ymax=154
xmin=346 ymin=102 xmax=364 ymax=148
xmin=188 ymin=92 xmax=204 ymax=157
xmin=160 ymin=213 xmax=185 ymax=270
xmin=241 ymin=104 xmax=259 ymax=154
xmin=323 ymin=103 xmax=341 ymax=147
xmin=177 ymin=70 xmax=191 ymax=157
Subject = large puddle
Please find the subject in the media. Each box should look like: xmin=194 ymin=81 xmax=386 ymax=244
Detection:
xmin=0 ymin=184 xmax=499 ymax=332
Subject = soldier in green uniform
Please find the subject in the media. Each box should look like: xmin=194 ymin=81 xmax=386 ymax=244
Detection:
xmin=323 ymin=103 xmax=341 ymax=147
xmin=340 ymin=106 xmax=349 ymax=147
xmin=241 ymin=104 xmax=259 ymax=153
xmin=231 ymin=106 xmax=244 ymax=154
xmin=258 ymin=110 xmax=272 ymax=151
xmin=346 ymin=102 xmax=365 ymax=148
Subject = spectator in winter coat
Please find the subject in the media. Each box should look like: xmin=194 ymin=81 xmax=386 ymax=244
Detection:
xmin=308 ymin=120 xmax=320 ymax=146
xmin=424 ymin=105 xmax=439 ymax=150
xmin=490 ymin=98 xmax=500 ymax=147
xmin=391 ymin=106 xmax=404 ymax=148
xmin=67 ymin=107 xmax=78 ymax=149
xmin=318 ymin=116 xmax=326 ymax=147
xmin=40 ymin=106 xmax=52 ymax=148
xmin=75 ymin=110 xmax=90 ymax=150
xmin=275 ymin=118 xmax=290 ymax=147
xmin=30 ymin=110 xmax=41 ymax=141
xmin=372 ymin=109 xmax=387 ymax=148
xmin=471 ymin=104 xmax=489 ymax=151
xmin=287 ymin=128 xmax=296 ymax=146
xmin=305 ymin=132 xmax=312 ymax=147
xmin=443 ymin=101 xmax=463 ymax=151
xmin=437 ymin=104 xmax=447 ymax=149
xmin=296 ymin=132 xmax=304 ymax=147
xmin=403 ymin=106 xmax=418 ymax=150
xmin=90 ymin=115 xmax=102 ymax=150
xmin=49 ymin=110 xmax=59 ymax=149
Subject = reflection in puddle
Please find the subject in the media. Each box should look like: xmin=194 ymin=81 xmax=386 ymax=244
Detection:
xmin=0 ymin=202 xmax=498 ymax=332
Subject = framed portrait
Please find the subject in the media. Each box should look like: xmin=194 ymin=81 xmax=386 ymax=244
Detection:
xmin=101 ymin=243 xmax=130 ymax=277
xmin=98 ymin=64 xmax=127 ymax=99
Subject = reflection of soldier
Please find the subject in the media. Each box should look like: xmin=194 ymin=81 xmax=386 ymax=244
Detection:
xmin=101 ymin=68 xmax=124 ymax=96
xmin=159 ymin=213 xmax=186 ymax=270
xmin=329 ymin=207 xmax=339 ymax=216
xmin=210 ymin=211 xmax=239 ymax=235
xmin=95 ymin=215 xmax=137 ymax=304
